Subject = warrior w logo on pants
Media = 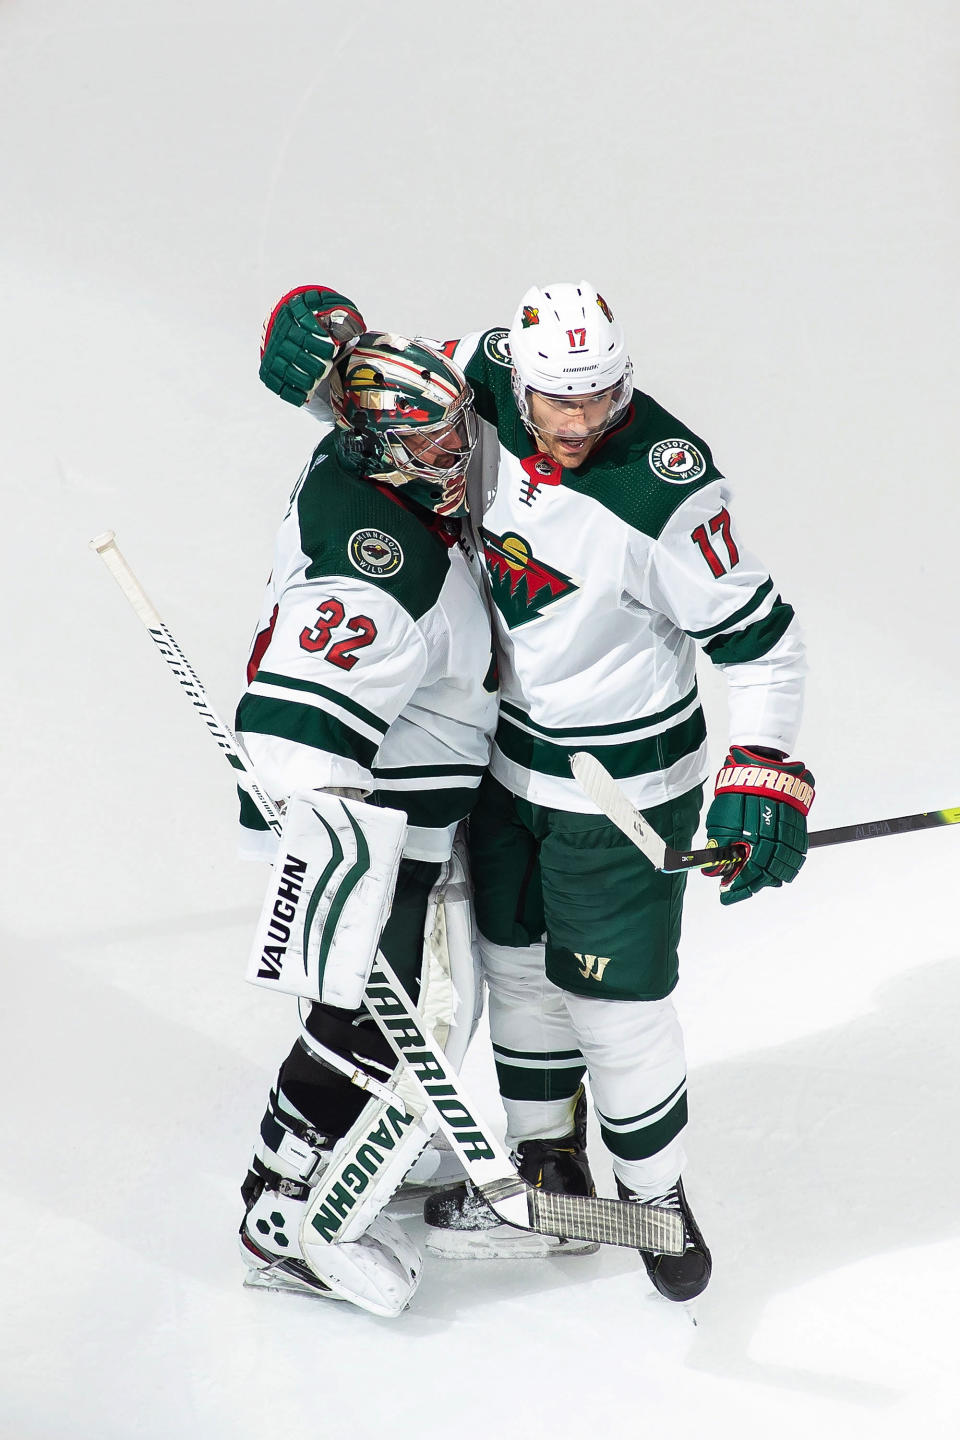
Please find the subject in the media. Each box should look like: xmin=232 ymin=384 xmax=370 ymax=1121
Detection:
xmin=576 ymin=953 xmax=612 ymax=982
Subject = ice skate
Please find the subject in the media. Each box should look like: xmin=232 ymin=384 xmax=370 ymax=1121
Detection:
xmin=424 ymin=1090 xmax=599 ymax=1258
xmin=618 ymin=1176 xmax=712 ymax=1302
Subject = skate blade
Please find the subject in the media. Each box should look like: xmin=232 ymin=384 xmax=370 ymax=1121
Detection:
xmin=394 ymin=1177 xmax=462 ymax=1202
xmin=242 ymin=1265 xmax=345 ymax=1302
xmin=425 ymin=1226 xmax=599 ymax=1260
xmin=648 ymin=1290 xmax=702 ymax=1326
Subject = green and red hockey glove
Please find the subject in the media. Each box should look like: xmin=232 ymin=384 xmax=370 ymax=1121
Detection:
xmin=259 ymin=286 xmax=365 ymax=406
xmin=704 ymin=746 xmax=815 ymax=906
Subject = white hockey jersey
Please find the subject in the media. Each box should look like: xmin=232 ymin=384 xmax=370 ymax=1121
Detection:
xmin=236 ymin=435 xmax=498 ymax=861
xmin=453 ymin=328 xmax=806 ymax=813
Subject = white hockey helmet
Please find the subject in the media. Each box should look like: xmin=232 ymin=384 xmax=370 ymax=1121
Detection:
xmin=508 ymin=282 xmax=633 ymax=432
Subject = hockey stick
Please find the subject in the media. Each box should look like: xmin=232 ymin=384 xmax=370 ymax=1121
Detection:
xmin=571 ymin=751 xmax=960 ymax=874
xmin=91 ymin=531 xmax=683 ymax=1255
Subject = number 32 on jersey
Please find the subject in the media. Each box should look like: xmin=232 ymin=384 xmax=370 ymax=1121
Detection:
xmin=300 ymin=597 xmax=377 ymax=671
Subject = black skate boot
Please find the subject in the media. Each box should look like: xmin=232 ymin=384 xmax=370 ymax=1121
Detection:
xmin=617 ymin=1175 xmax=712 ymax=1302
xmin=423 ymin=1089 xmax=598 ymax=1258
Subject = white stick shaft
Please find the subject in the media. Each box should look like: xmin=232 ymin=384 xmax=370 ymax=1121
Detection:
xmin=570 ymin=751 xmax=667 ymax=868
xmin=90 ymin=531 xmax=283 ymax=836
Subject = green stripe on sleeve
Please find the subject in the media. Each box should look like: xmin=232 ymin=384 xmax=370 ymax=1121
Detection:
xmin=253 ymin=669 xmax=389 ymax=735
xmin=238 ymin=786 xmax=270 ymax=831
xmin=705 ymin=599 xmax=795 ymax=664
xmin=369 ymin=786 xmax=481 ymax=829
xmin=236 ymin=692 xmax=378 ymax=766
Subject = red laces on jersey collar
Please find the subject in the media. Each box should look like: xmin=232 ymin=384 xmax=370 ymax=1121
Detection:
xmin=520 ymin=453 xmax=563 ymax=493
xmin=519 ymin=401 xmax=637 ymax=496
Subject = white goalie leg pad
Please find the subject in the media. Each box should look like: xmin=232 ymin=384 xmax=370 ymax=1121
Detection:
xmin=242 ymin=1068 xmax=427 ymax=1315
xmin=298 ymin=1064 xmax=436 ymax=1246
xmin=292 ymin=832 xmax=483 ymax=1259
xmin=246 ymin=790 xmax=406 ymax=1007
xmin=295 ymin=915 xmax=462 ymax=1242
xmin=242 ymin=1180 xmax=420 ymax=1318
xmin=298 ymin=845 xmax=482 ymax=1224
xmin=300 ymin=1212 xmax=421 ymax=1318
xmin=399 ymin=1131 xmax=463 ymax=1191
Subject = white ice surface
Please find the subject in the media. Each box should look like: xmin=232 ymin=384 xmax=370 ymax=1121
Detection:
xmin=2 ymin=2 xmax=959 ymax=1436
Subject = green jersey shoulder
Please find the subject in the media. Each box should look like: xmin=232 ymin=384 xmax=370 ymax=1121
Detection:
xmin=563 ymin=394 xmax=721 ymax=538
xmin=295 ymin=434 xmax=455 ymax=620
xmin=461 ymin=330 xmax=721 ymax=538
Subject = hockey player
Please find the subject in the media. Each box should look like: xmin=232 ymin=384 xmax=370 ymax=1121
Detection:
xmin=237 ymin=315 xmax=497 ymax=1316
xmin=258 ymin=283 xmax=814 ymax=1303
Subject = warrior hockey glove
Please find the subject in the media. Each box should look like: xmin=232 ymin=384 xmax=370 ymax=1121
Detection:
xmin=259 ymin=286 xmax=365 ymax=406
xmin=704 ymin=746 xmax=815 ymax=906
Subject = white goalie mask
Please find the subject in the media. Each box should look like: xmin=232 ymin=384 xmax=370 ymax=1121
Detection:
xmin=508 ymin=282 xmax=633 ymax=439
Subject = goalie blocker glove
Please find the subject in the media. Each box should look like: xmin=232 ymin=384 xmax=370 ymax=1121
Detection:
xmin=704 ymin=746 xmax=815 ymax=905
xmin=259 ymin=286 xmax=365 ymax=406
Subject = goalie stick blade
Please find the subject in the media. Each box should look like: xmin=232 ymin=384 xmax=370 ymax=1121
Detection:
xmin=478 ymin=1175 xmax=684 ymax=1254
xmin=531 ymin=1189 xmax=684 ymax=1255
xmin=570 ymin=752 xmax=744 ymax=874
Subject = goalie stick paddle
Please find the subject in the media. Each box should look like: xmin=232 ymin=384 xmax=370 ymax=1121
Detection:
xmin=570 ymin=751 xmax=960 ymax=874
xmin=91 ymin=531 xmax=683 ymax=1256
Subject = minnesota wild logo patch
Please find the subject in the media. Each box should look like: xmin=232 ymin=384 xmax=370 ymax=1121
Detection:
xmin=649 ymin=438 xmax=706 ymax=484
xmin=483 ymin=329 xmax=512 ymax=366
xmin=480 ymin=528 xmax=577 ymax=628
xmin=349 ymin=528 xmax=403 ymax=577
